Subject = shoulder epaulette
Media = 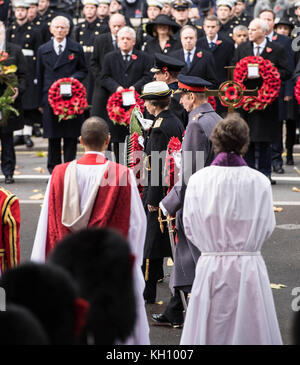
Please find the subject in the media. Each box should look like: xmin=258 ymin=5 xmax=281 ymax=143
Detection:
xmin=153 ymin=117 xmax=163 ymax=128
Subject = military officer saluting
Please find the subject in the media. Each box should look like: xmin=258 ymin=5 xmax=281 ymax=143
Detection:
xmin=7 ymin=0 xmax=43 ymax=148
xmin=73 ymin=0 xmax=109 ymax=107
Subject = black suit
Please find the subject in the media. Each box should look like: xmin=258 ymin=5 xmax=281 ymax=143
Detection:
xmin=169 ymin=47 xmax=218 ymax=87
xmin=144 ymin=37 xmax=182 ymax=57
xmin=197 ymin=35 xmax=235 ymax=85
xmin=36 ymin=37 xmax=88 ymax=173
xmin=100 ymin=49 xmax=152 ymax=146
xmin=233 ymin=40 xmax=291 ymax=177
xmin=90 ymin=32 xmax=115 ymax=119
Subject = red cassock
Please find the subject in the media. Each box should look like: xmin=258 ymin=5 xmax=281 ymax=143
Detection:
xmin=0 ymin=187 xmax=20 ymax=274
xmin=45 ymin=153 xmax=131 ymax=257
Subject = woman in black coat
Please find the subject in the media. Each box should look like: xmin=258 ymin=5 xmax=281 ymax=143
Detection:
xmin=144 ymin=14 xmax=182 ymax=57
xmin=140 ymin=81 xmax=184 ymax=304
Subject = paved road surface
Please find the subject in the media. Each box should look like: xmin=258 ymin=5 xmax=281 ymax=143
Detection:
xmin=3 ymin=137 xmax=300 ymax=345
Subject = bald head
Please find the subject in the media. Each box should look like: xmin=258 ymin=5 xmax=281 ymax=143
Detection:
xmin=109 ymin=13 xmax=126 ymax=36
xmin=80 ymin=117 xmax=110 ymax=151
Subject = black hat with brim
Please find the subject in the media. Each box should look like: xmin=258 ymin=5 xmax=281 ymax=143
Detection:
xmin=150 ymin=53 xmax=185 ymax=73
xmin=274 ymin=17 xmax=293 ymax=28
xmin=176 ymin=74 xmax=212 ymax=93
xmin=146 ymin=14 xmax=181 ymax=36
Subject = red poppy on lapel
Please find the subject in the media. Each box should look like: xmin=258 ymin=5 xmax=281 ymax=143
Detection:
xmin=131 ymin=54 xmax=137 ymax=60
xmin=165 ymin=43 xmax=171 ymax=48
xmin=196 ymin=51 xmax=202 ymax=58
xmin=68 ymin=53 xmax=75 ymax=60
xmin=272 ymin=35 xmax=277 ymax=41
xmin=266 ymin=47 xmax=272 ymax=53
xmin=216 ymin=40 xmax=222 ymax=45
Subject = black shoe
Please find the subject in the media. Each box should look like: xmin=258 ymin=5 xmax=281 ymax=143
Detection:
xmin=269 ymin=177 xmax=276 ymax=185
xmin=5 ymin=176 xmax=14 ymax=184
xmin=33 ymin=125 xmax=42 ymax=137
xmin=13 ymin=135 xmax=24 ymax=146
xmin=286 ymin=156 xmax=294 ymax=165
xmin=151 ymin=314 xmax=183 ymax=328
xmin=273 ymin=166 xmax=285 ymax=174
xmin=24 ymin=135 xmax=34 ymax=148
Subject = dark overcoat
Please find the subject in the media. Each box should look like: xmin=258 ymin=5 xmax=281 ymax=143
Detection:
xmin=100 ymin=49 xmax=152 ymax=143
xmin=72 ymin=18 xmax=109 ymax=105
xmin=0 ymin=42 xmax=27 ymax=134
xmin=161 ymin=103 xmax=221 ymax=289
xmin=36 ymin=37 xmax=88 ymax=138
xmin=169 ymin=47 xmax=219 ymax=87
xmin=144 ymin=36 xmax=182 ymax=57
xmin=197 ymin=34 xmax=235 ymax=84
xmin=90 ymin=32 xmax=115 ymax=119
xmin=143 ymin=109 xmax=184 ymax=260
xmin=233 ymin=39 xmax=292 ymax=142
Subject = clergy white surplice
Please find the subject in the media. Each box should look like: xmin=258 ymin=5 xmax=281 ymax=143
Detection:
xmin=31 ymin=153 xmax=150 ymax=345
xmin=180 ymin=165 xmax=282 ymax=345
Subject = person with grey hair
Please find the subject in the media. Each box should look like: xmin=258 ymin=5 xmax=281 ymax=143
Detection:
xmin=99 ymin=26 xmax=152 ymax=162
xmin=36 ymin=15 xmax=88 ymax=174
xmin=232 ymin=24 xmax=248 ymax=47
xmin=233 ymin=17 xmax=291 ymax=185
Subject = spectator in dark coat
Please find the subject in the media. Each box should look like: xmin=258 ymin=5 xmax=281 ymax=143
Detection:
xmin=36 ymin=15 xmax=87 ymax=173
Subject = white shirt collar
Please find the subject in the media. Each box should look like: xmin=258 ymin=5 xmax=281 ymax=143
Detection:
xmin=206 ymin=34 xmax=218 ymax=44
xmin=53 ymin=37 xmax=67 ymax=54
xmin=184 ymin=47 xmax=196 ymax=57
xmin=121 ymin=50 xmax=133 ymax=56
xmin=267 ymin=31 xmax=274 ymax=41
xmin=253 ymin=38 xmax=267 ymax=52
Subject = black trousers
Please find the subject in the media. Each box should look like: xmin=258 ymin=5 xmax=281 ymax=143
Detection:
xmin=47 ymin=137 xmax=77 ymax=174
xmin=142 ymin=258 xmax=164 ymax=302
xmin=244 ymin=141 xmax=272 ymax=177
xmin=163 ymin=287 xmax=190 ymax=324
xmin=0 ymin=131 xmax=16 ymax=177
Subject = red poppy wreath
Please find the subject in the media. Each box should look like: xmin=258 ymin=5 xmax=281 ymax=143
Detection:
xmin=294 ymin=77 xmax=300 ymax=105
xmin=233 ymin=56 xmax=281 ymax=112
xmin=48 ymin=77 xmax=88 ymax=121
xmin=107 ymin=89 xmax=144 ymax=126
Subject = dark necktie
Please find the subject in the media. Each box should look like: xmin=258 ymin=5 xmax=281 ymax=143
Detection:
xmin=209 ymin=42 xmax=215 ymax=50
xmin=58 ymin=44 xmax=63 ymax=55
xmin=255 ymin=46 xmax=260 ymax=56
xmin=186 ymin=51 xmax=191 ymax=69
xmin=124 ymin=54 xmax=130 ymax=63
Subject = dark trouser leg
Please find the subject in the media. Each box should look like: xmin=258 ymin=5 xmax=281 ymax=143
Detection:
xmin=47 ymin=138 xmax=62 ymax=174
xmin=163 ymin=288 xmax=185 ymax=324
xmin=244 ymin=142 xmax=272 ymax=177
xmin=244 ymin=141 xmax=255 ymax=169
xmin=272 ymin=120 xmax=283 ymax=169
xmin=63 ymin=137 xmax=78 ymax=163
xmin=0 ymin=132 xmax=15 ymax=176
xmin=258 ymin=142 xmax=272 ymax=178
xmin=142 ymin=258 xmax=164 ymax=303
xmin=286 ymin=119 xmax=296 ymax=162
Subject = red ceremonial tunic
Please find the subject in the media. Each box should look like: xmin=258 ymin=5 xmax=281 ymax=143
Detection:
xmin=0 ymin=187 xmax=20 ymax=273
xmin=46 ymin=154 xmax=132 ymax=257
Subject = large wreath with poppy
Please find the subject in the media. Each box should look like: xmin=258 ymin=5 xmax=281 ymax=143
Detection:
xmin=107 ymin=89 xmax=144 ymax=126
xmin=294 ymin=77 xmax=300 ymax=105
xmin=48 ymin=77 xmax=88 ymax=121
xmin=233 ymin=56 xmax=281 ymax=112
